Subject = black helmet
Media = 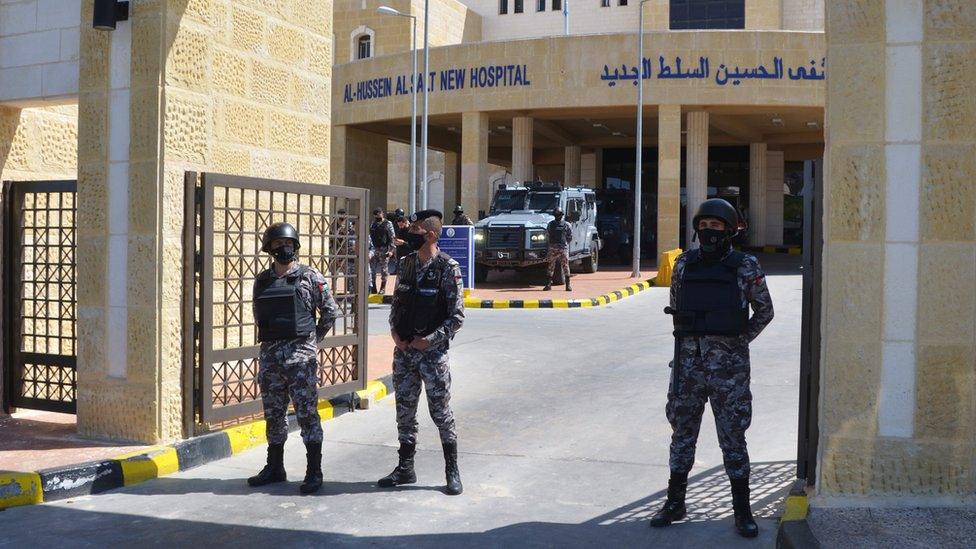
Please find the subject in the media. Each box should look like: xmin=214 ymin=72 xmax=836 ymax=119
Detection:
xmin=692 ymin=199 xmax=739 ymax=232
xmin=553 ymin=207 xmax=564 ymax=216
xmin=395 ymin=208 xmax=405 ymax=217
xmin=261 ymin=222 xmax=300 ymax=253
xmin=454 ymin=205 xmax=464 ymax=214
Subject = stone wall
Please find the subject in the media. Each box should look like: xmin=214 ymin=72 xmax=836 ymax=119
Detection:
xmin=781 ymin=0 xmax=824 ymax=31
xmin=819 ymin=0 xmax=976 ymax=500
xmin=77 ymin=0 xmax=334 ymax=443
xmin=0 ymin=104 xmax=77 ymax=181
xmin=0 ymin=0 xmax=80 ymax=103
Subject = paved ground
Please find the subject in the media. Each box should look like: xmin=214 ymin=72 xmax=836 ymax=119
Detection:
xmin=0 ymin=254 xmax=802 ymax=548
xmin=808 ymin=507 xmax=976 ymax=548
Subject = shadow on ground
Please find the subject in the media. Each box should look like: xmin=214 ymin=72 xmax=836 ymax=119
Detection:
xmin=13 ymin=461 xmax=796 ymax=547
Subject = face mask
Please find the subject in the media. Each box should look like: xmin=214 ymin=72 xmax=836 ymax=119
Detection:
xmin=271 ymin=245 xmax=297 ymax=265
xmin=405 ymin=232 xmax=427 ymax=251
xmin=374 ymin=216 xmax=383 ymax=222
xmin=696 ymin=228 xmax=728 ymax=255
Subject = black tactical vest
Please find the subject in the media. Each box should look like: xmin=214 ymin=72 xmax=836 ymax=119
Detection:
xmin=392 ymin=253 xmax=451 ymax=341
xmin=254 ymin=266 xmax=316 ymax=342
xmin=371 ymin=221 xmax=391 ymax=247
xmin=672 ymin=249 xmax=749 ymax=336
xmin=547 ymin=220 xmax=570 ymax=247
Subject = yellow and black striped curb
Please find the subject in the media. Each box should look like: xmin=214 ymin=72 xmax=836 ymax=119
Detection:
xmin=776 ymin=481 xmax=821 ymax=548
xmin=0 ymin=376 xmax=394 ymax=511
xmin=369 ymin=279 xmax=657 ymax=309
xmin=742 ymin=245 xmax=803 ymax=256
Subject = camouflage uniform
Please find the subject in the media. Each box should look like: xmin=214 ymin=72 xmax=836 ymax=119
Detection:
xmin=546 ymin=219 xmax=573 ymax=281
xmin=666 ymin=249 xmax=773 ymax=479
xmin=389 ymin=252 xmax=465 ymax=445
xmin=451 ymin=214 xmax=473 ymax=226
xmin=254 ymin=264 xmax=339 ymax=445
xmin=370 ymin=219 xmax=397 ymax=288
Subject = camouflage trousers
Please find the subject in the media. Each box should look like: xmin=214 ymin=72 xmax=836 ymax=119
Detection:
xmin=666 ymin=336 xmax=752 ymax=480
xmin=258 ymin=352 xmax=323 ymax=445
xmin=546 ymin=247 xmax=570 ymax=281
xmin=370 ymin=246 xmax=393 ymax=285
xmin=392 ymin=346 xmax=457 ymax=445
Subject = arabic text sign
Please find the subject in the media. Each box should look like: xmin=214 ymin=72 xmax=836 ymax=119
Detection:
xmin=601 ymin=55 xmax=826 ymax=87
xmin=343 ymin=64 xmax=532 ymax=104
xmin=440 ymin=226 xmax=475 ymax=289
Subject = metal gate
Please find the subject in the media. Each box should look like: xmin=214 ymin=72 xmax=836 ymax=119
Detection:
xmin=183 ymin=173 xmax=369 ymax=431
xmin=1 ymin=180 xmax=78 ymax=414
xmin=797 ymin=159 xmax=823 ymax=484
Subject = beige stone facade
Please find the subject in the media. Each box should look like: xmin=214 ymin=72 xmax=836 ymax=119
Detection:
xmin=819 ymin=0 xmax=976 ymax=500
xmin=0 ymin=105 xmax=77 ymax=182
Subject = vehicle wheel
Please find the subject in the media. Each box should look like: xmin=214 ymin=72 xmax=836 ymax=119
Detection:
xmin=475 ymin=263 xmax=489 ymax=283
xmin=582 ymin=243 xmax=599 ymax=273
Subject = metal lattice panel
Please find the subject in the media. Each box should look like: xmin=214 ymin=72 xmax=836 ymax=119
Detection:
xmin=186 ymin=173 xmax=369 ymax=427
xmin=3 ymin=181 xmax=77 ymax=414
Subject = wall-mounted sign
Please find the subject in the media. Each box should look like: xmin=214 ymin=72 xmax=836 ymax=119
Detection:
xmin=601 ymin=56 xmax=826 ymax=87
xmin=343 ymin=64 xmax=532 ymax=104
xmin=439 ymin=225 xmax=475 ymax=289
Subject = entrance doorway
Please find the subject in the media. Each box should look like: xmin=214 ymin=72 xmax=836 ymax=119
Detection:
xmin=1 ymin=180 xmax=78 ymax=414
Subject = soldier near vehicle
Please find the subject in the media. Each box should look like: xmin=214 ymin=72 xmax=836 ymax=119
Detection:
xmin=451 ymin=205 xmax=473 ymax=226
xmin=369 ymin=208 xmax=397 ymax=294
xmin=651 ymin=199 xmax=774 ymax=537
xmin=380 ymin=209 xmax=465 ymax=496
xmin=543 ymin=207 xmax=573 ymax=291
xmin=248 ymin=222 xmax=339 ymax=495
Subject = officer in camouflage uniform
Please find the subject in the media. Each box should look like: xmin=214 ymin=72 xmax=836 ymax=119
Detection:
xmin=543 ymin=207 xmax=573 ymax=291
xmin=378 ymin=209 xmax=465 ymax=496
xmin=651 ymin=199 xmax=773 ymax=538
xmin=369 ymin=208 xmax=396 ymax=294
xmin=451 ymin=205 xmax=473 ymax=226
xmin=248 ymin=222 xmax=339 ymax=495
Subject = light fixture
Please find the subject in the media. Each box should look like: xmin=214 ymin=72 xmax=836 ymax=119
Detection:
xmin=806 ymin=121 xmax=819 ymax=129
xmin=376 ymin=5 xmax=402 ymax=16
xmin=93 ymin=0 xmax=129 ymax=30
xmin=771 ymin=117 xmax=785 ymax=127
xmin=612 ymin=131 xmax=625 ymax=137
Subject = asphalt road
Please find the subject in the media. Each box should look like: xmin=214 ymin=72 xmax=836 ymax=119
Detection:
xmin=0 ymin=256 xmax=803 ymax=548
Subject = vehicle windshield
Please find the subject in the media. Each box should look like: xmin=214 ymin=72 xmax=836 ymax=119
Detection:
xmin=490 ymin=190 xmax=528 ymax=213
xmin=527 ymin=192 xmax=559 ymax=213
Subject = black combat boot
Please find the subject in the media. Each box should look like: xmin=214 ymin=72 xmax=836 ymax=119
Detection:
xmin=379 ymin=280 xmax=387 ymax=295
xmin=443 ymin=441 xmax=463 ymax=495
xmin=299 ymin=442 xmax=323 ymax=494
xmin=378 ymin=443 xmax=417 ymax=487
xmin=649 ymin=472 xmax=688 ymax=527
xmin=565 ymin=278 xmax=572 ymax=291
xmin=543 ymin=280 xmax=552 ymax=291
xmin=730 ymin=477 xmax=759 ymax=538
xmin=247 ymin=443 xmax=286 ymax=487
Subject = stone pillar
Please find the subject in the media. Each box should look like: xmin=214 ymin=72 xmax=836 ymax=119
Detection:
xmin=657 ymin=105 xmax=681 ymax=257
xmin=512 ymin=116 xmax=534 ymax=182
xmin=646 ymin=0 xmax=670 ymax=31
xmin=462 ymin=112 xmax=489 ymax=217
xmin=564 ymin=146 xmax=581 ymax=186
xmin=332 ymin=126 xmax=388 ymax=211
xmin=748 ymin=143 xmax=768 ymax=246
xmin=685 ymin=111 xmax=709 ymax=246
xmin=765 ymin=150 xmax=785 ymax=246
xmin=444 ymin=151 xmax=459 ymax=210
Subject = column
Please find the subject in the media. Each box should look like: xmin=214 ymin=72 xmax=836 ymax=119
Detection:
xmin=444 ymin=151 xmax=459 ymax=209
xmin=748 ymin=143 xmax=767 ymax=246
xmin=564 ymin=145 xmax=581 ymax=186
xmin=461 ymin=112 xmax=489 ymax=217
xmin=685 ymin=111 xmax=709 ymax=247
xmin=657 ymin=105 xmax=681 ymax=257
xmin=765 ymin=150 xmax=785 ymax=246
xmin=512 ymin=116 xmax=534 ymax=182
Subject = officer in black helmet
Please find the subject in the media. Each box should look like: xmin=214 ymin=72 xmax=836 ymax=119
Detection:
xmin=248 ymin=222 xmax=338 ymax=495
xmin=451 ymin=205 xmax=473 ymax=226
xmin=651 ymin=199 xmax=774 ymax=537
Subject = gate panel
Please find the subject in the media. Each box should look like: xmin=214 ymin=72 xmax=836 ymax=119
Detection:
xmin=186 ymin=173 xmax=369 ymax=428
xmin=2 ymin=180 xmax=77 ymax=414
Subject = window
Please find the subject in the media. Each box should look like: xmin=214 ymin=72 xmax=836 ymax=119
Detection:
xmin=357 ymin=35 xmax=371 ymax=59
xmin=619 ymin=0 xmax=627 ymax=5
xmin=552 ymin=0 xmax=561 ymax=10
xmin=669 ymin=0 xmax=745 ymax=30
xmin=537 ymin=0 xmax=545 ymax=11
xmin=514 ymin=0 xmax=523 ymax=13
xmin=600 ymin=0 xmax=610 ymax=7
xmin=500 ymin=0 xmax=508 ymax=14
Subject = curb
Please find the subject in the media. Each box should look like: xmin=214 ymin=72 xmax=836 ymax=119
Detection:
xmin=776 ymin=480 xmax=821 ymax=549
xmin=0 ymin=375 xmax=395 ymax=511
xmin=742 ymin=245 xmax=802 ymax=256
xmin=368 ymin=279 xmax=657 ymax=309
